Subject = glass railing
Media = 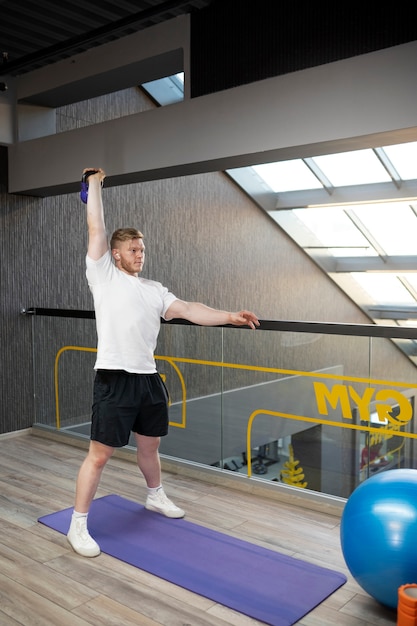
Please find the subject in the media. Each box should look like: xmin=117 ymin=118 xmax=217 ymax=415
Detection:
xmin=25 ymin=307 xmax=417 ymax=503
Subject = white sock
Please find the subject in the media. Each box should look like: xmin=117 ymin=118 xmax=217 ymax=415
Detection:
xmin=147 ymin=485 xmax=162 ymax=496
xmin=72 ymin=510 xmax=88 ymax=519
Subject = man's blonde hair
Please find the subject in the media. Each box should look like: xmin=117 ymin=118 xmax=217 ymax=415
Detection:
xmin=110 ymin=228 xmax=144 ymax=250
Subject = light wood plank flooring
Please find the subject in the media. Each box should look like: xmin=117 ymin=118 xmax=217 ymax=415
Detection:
xmin=0 ymin=431 xmax=398 ymax=626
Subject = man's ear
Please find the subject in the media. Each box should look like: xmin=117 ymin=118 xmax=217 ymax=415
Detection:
xmin=112 ymin=250 xmax=121 ymax=260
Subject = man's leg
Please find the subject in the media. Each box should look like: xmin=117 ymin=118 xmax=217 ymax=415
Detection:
xmin=75 ymin=440 xmax=115 ymax=511
xmin=135 ymin=433 xmax=184 ymax=519
xmin=67 ymin=440 xmax=114 ymax=557
xmin=134 ymin=434 xmax=162 ymax=488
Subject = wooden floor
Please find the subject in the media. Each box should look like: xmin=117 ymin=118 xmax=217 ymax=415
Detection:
xmin=0 ymin=431 xmax=398 ymax=626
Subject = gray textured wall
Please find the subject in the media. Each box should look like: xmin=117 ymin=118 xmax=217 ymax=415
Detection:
xmin=1 ymin=87 xmax=416 ymax=435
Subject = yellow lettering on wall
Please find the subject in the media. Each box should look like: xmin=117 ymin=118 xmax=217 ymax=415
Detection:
xmin=348 ymin=386 xmax=375 ymax=422
xmin=314 ymin=382 xmax=352 ymax=419
xmin=370 ymin=421 xmax=403 ymax=445
xmin=314 ymin=382 xmax=413 ymax=427
xmin=374 ymin=389 xmax=412 ymax=425
xmin=369 ymin=432 xmax=383 ymax=446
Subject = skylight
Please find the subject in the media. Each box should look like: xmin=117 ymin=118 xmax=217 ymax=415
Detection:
xmin=141 ymin=73 xmax=184 ymax=106
xmin=312 ymin=149 xmax=391 ymax=186
xmin=351 ymin=274 xmax=417 ymax=305
xmin=350 ymin=203 xmax=417 ymax=256
xmin=382 ymin=142 xmax=417 ymax=180
xmin=246 ymin=142 xmax=417 ymax=331
xmin=139 ymin=72 xmax=417 ymax=344
xmin=293 ymin=207 xmax=371 ymax=249
xmin=252 ymin=161 xmax=322 ymax=192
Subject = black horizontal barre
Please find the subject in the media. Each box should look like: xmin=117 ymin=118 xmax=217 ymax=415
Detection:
xmin=21 ymin=307 xmax=417 ymax=340
xmin=22 ymin=307 xmax=96 ymax=319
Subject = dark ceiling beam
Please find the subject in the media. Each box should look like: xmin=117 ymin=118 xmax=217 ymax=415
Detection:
xmin=20 ymin=50 xmax=183 ymax=108
xmin=1 ymin=0 xmax=207 ymax=76
xmin=13 ymin=17 xmax=189 ymax=108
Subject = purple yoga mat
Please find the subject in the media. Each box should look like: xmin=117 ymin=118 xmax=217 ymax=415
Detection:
xmin=39 ymin=494 xmax=346 ymax=626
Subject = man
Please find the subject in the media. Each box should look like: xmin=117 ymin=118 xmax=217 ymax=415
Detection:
xmin=67 ymin=168 xmax=260 ymax=557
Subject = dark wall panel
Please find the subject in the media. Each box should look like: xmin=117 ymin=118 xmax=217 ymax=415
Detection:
xmin=190 ymin=0 xmax=417 ymax=97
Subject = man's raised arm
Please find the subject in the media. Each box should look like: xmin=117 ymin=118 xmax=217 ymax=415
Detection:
xmin=84 ymin=168 xmax=108 ymax=260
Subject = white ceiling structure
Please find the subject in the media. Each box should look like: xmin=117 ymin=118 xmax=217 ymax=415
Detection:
xmin=230 ymin=143 xmax=417 ymax=326
xmin=145 ymin=74 xmax=417 ymax=361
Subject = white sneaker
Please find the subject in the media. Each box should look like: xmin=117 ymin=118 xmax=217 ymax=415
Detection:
xmin=145 ymin=488 xmax=185 ymax=519
xmin=67 ymin=515 xmax=101 ymax=557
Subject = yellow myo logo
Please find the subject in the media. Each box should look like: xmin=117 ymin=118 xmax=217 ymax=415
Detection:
xmin=313 ymin=382 xmax=412 ymax=425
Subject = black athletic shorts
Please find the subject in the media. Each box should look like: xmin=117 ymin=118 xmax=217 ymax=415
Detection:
xmin=91 ymin=370 xmax=169 ymax=447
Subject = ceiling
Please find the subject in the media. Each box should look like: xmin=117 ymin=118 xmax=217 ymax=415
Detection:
xmin=143 ymin=74 xmax=417 ymax=364
xmin=228 ymin=145 xmax=417 ymax=317
xmin=3 ymin=1 xmax=417 ymax=361
xmin=0 ymin=0 xmax=212 ymax=76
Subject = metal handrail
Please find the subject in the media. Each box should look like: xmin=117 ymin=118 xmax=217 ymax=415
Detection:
xmin=21 ymin=307 xmax=417 ymax=340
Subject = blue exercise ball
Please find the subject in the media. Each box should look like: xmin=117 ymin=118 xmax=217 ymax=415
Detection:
xmin=340 ymin=468 xmax=417 ymax=609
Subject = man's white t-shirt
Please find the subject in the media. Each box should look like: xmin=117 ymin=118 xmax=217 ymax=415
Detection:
xmin=86 ymin=251 xmax=177 ymax=374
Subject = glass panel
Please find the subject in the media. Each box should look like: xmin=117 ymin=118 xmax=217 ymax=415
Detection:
xmin=399 ymin=273 xmax=417 ymax=295
xmin=351 ymin=273 xmax=417 ymax=305
xmin=351 ymin=203 xmax=417 ymax=256
xmin=312 ymin=149 xmax=391 ymax=186
xmin=32 ymin=315 xmax=97 ymax=433
xmin=157 ymin=323 xmax=224 ymax=465
xmin=30 ymin=313 xmax=417 ymax=503
xmin=141 ymin=74 xmax=184 ymax=106
xmin=222 ymin=329 xmax=374 ymax=498
xmin=362 ymin=336 xmax=417 ymax=482
xmin=383 ymin=141 xmax=417 ymax=180
xmin=252 ymin=161 xmax=323 ymax=192
xmin=293 ymin=207 xmax=372 ymax=249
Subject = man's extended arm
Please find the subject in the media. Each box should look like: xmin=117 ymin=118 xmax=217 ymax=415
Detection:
xmin=165 ymin=300 xmax=259 ymax=329
xmin=84 ymin=168 xmax=108 ymax=260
